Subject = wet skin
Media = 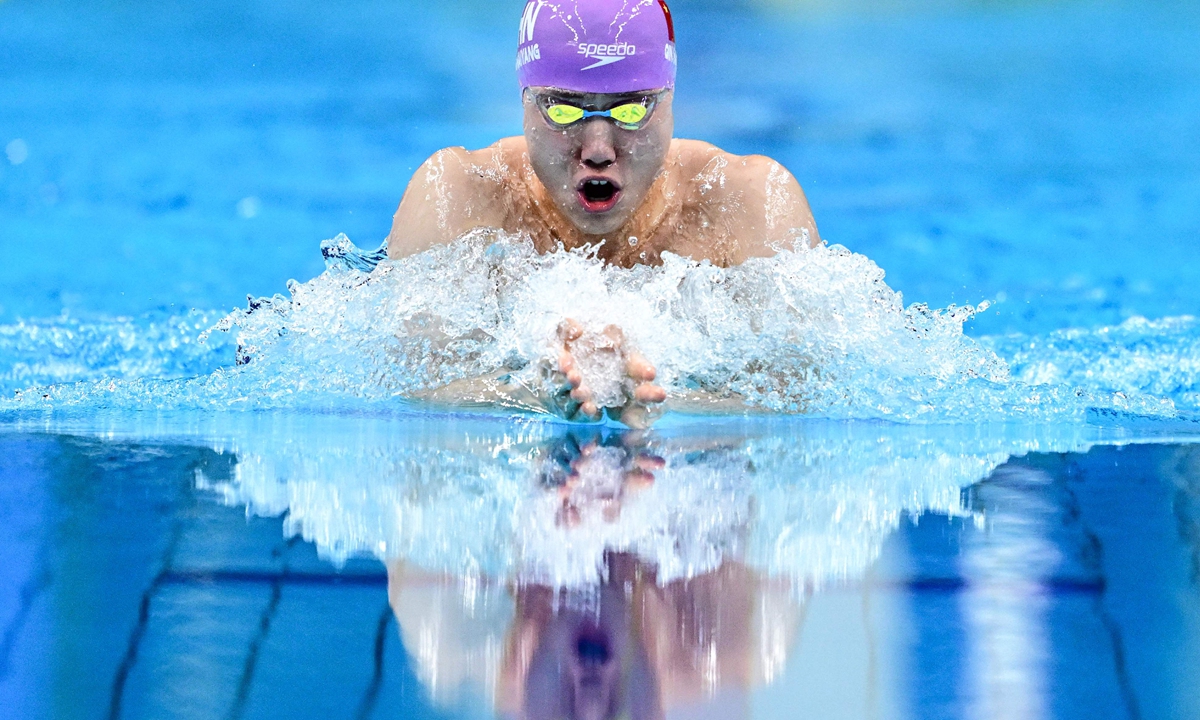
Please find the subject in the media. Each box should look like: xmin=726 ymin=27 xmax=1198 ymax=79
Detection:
xmin=387 ymin=87 xmax=821 ymax=426
xmin=526 ymin=89 xmax=672 ymax=424
xmin=521 ymin=88 xmax=674 ymax=237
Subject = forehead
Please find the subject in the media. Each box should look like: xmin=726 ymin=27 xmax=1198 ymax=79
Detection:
xmin=528 ymin=87 xmax=666 ymax=108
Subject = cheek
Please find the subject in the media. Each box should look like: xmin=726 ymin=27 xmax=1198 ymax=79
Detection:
xmin=528 ymin=132 xmax=577 ymax=181
xmin=622 ymin=135 xmax=669 ymax=185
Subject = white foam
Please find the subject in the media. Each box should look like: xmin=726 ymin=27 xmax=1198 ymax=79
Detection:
xmin=0 ymin=231 xmax=1182 ymax=422
xmin=217 ymin=230 xmax=1176 ymax=421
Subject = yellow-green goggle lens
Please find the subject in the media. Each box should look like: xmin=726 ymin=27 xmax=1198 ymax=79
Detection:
xmin=546 ymin=104 xmax=586 ymax=125
xmin=609 ymin=103 xmax=648 ymax=126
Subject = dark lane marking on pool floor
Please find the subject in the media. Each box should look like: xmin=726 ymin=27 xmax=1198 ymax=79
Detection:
xmin=355 ymin=605 xmax=395 ymax=720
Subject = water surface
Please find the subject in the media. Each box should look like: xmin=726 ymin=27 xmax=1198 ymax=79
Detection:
xmin=2 ymin=414 xmax=1200 ymax=718
xmin=2 ymin=0 xmax=1200 ymax=717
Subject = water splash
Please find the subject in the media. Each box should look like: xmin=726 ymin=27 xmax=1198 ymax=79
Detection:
xmin=987 ymin=316 xmax=1200 ymax=415
xmin=0 ymin=232 xmax=1188 ymax=423
xmin=202 ymin=230 xmax=1181 ymax=421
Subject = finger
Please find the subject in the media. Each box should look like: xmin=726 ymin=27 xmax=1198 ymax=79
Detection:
xmin=580 ymin=401 xmax=600 ymax=419
xmin=624 ymin=468 xmax=655 ymax=490
xmin=570 ymin=385 xmax=592 ymax=404
xmin=566 ymin=370 xmax=583 ymax=388
xmin=558 ymin=350 xmax=575 ymax=373
xmin=557 ymin=319 xmax=584 ymax=342
xmin=601 ymin=324 xmax=625 ymax=344
xmin=633 ymin=454 xmax=666 ymax=471
xmin=633 ymin=383 xmax=667 ymax=404
xmin=557 ymin=503 xmax=581 ymax=528
xmin=625 ymin=352 xmax=657 ymax=382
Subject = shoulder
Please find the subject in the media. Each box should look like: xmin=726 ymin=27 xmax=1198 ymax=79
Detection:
xmin=669 ymin=140 xmax=820 ymax=257
xmin=669 ymin=139 xmax=724 ymax=181
xmin=414 ymin=138 xmax=527 ymax=190
xmin=388 ymin=138 xmax=529 ymax=260
xmin=670 ymin=139 xmax=792 ymax=188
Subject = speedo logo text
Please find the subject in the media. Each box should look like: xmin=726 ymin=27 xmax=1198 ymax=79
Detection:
xmin=578 ymin=42 xmax=637 ymax=70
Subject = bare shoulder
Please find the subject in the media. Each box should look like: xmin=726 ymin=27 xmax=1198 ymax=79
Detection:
xmin=672 ymin=140 xmax=798 ymax=194
xmin=492 ymin=135 xmax=529 ymax=165
xmin=387 ymin=138 xmax=525 ymax=259
xmin=671 ymin=139 xmax=729 ymax=177
xmin=670 ymin=139 xmax=821 ymax=258
xmin=418 ymin=139 xmax=524 ymax=188
xmin=669 ymin=139 xmax=765 ymax=173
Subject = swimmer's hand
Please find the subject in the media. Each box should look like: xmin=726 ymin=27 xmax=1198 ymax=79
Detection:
xmin=555 ymin=319 xmax=667 ymax=429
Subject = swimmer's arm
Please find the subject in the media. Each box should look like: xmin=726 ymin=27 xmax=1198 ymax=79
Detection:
xmin=407 ymin=371 xmax=559 ymax=416
xmin=386 ymin=145 xmax=509 ymax=260
xmin=726 ymin=154 xmax=821 ymax=262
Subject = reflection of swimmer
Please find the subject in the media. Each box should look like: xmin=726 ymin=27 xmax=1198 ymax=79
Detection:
xmin=387 ymin=0 xmax=821 ymax=427
xmin=388 ymin=556 xmax=803 ymax=720
xmin=386 ymin=430 xmax=802 ymax=718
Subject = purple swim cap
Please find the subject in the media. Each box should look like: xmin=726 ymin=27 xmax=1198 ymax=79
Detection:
xmin=516 ymin=0 xmax=678 ymax=94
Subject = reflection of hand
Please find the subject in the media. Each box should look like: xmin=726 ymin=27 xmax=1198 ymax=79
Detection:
xmin=541 ymin=433 xmax=665 ymax=527
xmin=556 ymin=319 xmax=667 ymax=428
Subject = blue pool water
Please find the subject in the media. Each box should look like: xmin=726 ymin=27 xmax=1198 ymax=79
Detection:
xmin=2 ymin=0 xmax=1200 ymax=717
xmin=2 ymin=0 xmax=1200 ymax=417
xmin=3 ymin=414 xmax=1200 ymax=719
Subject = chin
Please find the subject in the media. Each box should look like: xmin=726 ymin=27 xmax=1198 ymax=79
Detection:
xmin=576 ymin=218 xmax=625 ymax=237
xmin=569 ymin=206 xmax=630 ymax=237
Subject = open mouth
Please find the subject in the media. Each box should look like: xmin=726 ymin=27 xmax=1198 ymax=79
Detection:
xmin=577 ymin=178 xmax=622 ymax=214
xmin=576 ymin=633 xmax=612 ymax=666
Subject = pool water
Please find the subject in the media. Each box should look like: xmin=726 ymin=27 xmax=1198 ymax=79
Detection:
xmin=2 ymin=0 xmax=1200 ymax=717
xmin=2 ymin=415 xmax=1200 ymax=719
xmin=3 ymin=0 xmax=1200 ymax=417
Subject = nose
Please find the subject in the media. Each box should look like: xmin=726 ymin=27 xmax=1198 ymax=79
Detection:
xmin=579 ymin=119 xmax=616 ymax=169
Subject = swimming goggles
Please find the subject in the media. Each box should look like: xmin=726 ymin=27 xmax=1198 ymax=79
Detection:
xmin=529 ymin=91 xmax=665 ymax=131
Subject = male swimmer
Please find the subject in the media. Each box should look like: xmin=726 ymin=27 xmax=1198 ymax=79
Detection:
xmin=389 ymin=0 xmax=820 ymax=427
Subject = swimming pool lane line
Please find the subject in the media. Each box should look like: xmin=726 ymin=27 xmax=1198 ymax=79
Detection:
xmin=0 ymin=564 xmax=52 ymax=682
xmin=106 ymin=477 xmax=194 ymax=720
xmin=225 ymin=535 xmax=299 ymax=720
xmin=1057 ymin=458 xmax=1144 ymax=720
xmin=354 ymin=605 xmax=395 ymax=720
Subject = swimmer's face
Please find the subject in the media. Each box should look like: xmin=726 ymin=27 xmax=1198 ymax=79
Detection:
xmin=523 ymin=88 xmax=674 ymax=237
xmin=521 ymin=580 xmax=661 ymax=720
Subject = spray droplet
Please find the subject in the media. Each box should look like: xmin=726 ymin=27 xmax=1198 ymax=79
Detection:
xmin=628 ymin=236 xmax=638 ymax=247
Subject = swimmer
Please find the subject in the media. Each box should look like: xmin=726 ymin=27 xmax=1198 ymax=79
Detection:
xmin=389 ymin=0 xmax=821 ymax=427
